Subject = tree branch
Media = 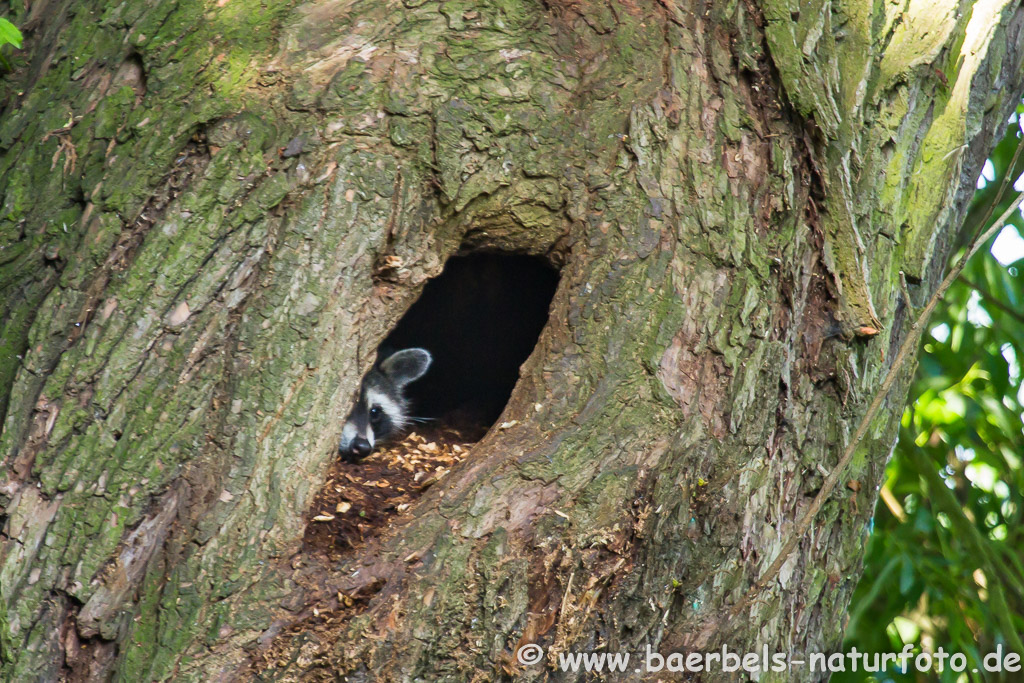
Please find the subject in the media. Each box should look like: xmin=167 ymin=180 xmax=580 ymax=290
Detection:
xmin=959 ymin=276 xmax=1024 ymax=326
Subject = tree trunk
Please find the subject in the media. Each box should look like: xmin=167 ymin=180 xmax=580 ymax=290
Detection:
xmin=2 ymin=0 xmax=1022 ymax=680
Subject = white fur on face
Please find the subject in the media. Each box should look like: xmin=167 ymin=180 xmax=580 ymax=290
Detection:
xmin=340 ymin=420 xmax=374 ymax=449
xmin=366 ymin=387 xmax=406 ymax=430
xmin=340 ymin=421 xmax=358 ymax=450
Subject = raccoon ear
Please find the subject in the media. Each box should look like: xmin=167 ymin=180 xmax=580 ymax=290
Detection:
xmin=380 ymin=348 xmax=432 ymax=387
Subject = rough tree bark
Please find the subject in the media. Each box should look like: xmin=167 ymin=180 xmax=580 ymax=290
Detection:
xmin=1 ymin=0 xmax=1022 ymax=680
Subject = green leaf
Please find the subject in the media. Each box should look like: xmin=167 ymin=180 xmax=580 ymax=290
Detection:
xmin=0 ymin=18 xmax=22 ymax=50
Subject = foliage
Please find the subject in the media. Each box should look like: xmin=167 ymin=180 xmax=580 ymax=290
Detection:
xmin=840 ymin=112 xmax=1024 ymax=681
xmin=0 ymin=18 xmax=20 ymax=49
xmin=0 ymin=17 xmax=21 ymax=71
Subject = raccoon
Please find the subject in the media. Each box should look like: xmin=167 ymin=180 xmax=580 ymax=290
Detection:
xmin=339 ymin=348 xmax=432 ymax=459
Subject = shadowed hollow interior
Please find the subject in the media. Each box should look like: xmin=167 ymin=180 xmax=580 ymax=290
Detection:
xmin=381 ymin=251 xmax=559 ymax=433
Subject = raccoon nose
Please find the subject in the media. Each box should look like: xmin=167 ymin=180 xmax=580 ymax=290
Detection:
xmin=350 ymin=438 xmax=372 ymax=458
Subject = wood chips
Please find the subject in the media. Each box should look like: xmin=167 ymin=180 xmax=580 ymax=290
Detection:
xmin=303 ymin=425 xmax=475 ymax=558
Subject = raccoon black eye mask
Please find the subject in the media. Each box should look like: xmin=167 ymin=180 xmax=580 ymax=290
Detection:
xmin=339 ymin=348 xmax=432 ymax=460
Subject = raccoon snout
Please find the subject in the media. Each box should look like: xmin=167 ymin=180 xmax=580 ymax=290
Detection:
xmin=348 ymin=437 xmax=372 ymax=459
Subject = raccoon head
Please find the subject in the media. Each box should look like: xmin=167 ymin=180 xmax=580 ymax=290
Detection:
xmin=339 ymin=348 xmax=432 ymax=460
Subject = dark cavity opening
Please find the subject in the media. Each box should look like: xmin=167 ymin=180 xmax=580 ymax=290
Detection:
xmin=381 ymin=252 xmax=559 ymax=434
